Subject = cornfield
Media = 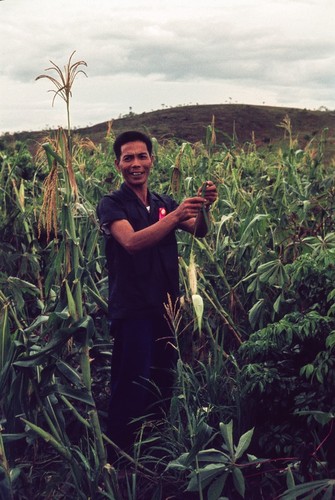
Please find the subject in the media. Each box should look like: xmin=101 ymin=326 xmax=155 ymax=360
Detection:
xmin=1 ymin=55 xmax=335 ymax=499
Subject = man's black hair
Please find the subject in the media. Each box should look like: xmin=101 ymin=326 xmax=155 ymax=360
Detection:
xmin=113 ymin=131 xmax=153 ymax=160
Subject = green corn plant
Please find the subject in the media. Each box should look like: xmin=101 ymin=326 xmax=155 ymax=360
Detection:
xmin=2 ymin=107 xmax=335 ymax=497
xmin=0 ymin=144 xmax=44 ymax=295
xmin=0 ymin=54 xmax=118 ymax=498
xmin=168 ymin=145 xmax=218 ymax=341
xmin=0 ymin=303 xmax=10 ymax=373
xmin=32 ymin=143 xmax=114 ymax=495
xmin=0 ymin=427 xmax=13 ymax=500
xmin=161 ymin=296 xmax=240 ymax=486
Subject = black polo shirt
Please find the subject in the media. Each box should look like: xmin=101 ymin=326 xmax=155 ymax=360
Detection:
xmin=97 ymin=183 xmax=180 ymax=319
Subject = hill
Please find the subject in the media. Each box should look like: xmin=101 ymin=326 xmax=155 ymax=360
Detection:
xmin=4 ymin=103 xmax=335 ymax=161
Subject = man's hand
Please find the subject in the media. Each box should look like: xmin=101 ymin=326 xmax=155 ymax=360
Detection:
xmin=174 ymin=196 xmax=207 ymax=223
xmin=176 ymin=181 xmax=218 ymax=223
xmin=197 ymin=180 xmax=218 ymax=207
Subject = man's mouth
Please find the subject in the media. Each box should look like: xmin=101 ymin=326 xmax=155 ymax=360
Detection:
xmin=130 ymin=172 xmax=143 ymax=177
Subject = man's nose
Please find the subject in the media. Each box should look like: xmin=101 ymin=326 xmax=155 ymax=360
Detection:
xmin=132 ymin=155 xmax=142 ymax=166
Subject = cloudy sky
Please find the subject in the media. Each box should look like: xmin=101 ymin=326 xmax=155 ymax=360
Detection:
xmin=1 ymin=0 xmax=334 ymax=134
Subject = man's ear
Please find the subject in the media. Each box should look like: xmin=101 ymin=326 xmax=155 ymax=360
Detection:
xmin=114 ymin=159 xmax=120 ymax=171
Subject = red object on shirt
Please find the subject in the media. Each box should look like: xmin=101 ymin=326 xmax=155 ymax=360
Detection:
xmin=159 ymin=207 xmax=167 ymax=220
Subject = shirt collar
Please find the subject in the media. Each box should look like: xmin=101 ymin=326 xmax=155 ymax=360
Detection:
xmin=120 ymin=182 xmax=152 ymax=208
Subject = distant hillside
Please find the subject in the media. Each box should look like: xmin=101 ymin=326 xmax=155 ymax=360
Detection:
xmin=5 ymin=104 xmax=335 ymax=161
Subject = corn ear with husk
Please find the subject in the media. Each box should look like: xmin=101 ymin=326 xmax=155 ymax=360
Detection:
xmin=188 ymin=250 xmax=204 ymax=333
xmin=170 ymin=142 xmax=191 ymax=197
xmin=188 ymin=251 xmax=198 ymax=296
xmin=210 ymin=114 xmax=216 ymax=147
xmin=205 ymin=114 xmax=216 ymax=154
xmin=191 ymin=294 xmax=204 ymax=333
xmin=170 ymin=166 xmax=181 ymax=197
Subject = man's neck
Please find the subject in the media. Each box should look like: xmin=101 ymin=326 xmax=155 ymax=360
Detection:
xmin=126 ymin=183 xmax=148 ymax=206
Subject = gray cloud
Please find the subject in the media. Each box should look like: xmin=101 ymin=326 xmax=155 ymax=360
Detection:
xmin=1 ymin=0 xmax=334 ymax=133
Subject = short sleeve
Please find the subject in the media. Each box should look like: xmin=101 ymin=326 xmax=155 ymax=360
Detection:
xmin=97 ymin=195 xmax=127 ymax=234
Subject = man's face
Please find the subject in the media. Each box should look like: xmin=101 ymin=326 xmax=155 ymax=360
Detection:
xmin=115 ymin=141 xmax=153 ymax=189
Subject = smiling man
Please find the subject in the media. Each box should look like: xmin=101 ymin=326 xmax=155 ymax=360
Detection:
xmin=97 ymin=130 xmax=218 ymax=459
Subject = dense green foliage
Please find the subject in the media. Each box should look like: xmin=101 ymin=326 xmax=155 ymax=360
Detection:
xmin=1 ymin=118 xmax=335 ymax=499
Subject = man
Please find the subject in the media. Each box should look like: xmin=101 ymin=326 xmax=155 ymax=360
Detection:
xmin=97 ymin=130 xmax=218 ymax=455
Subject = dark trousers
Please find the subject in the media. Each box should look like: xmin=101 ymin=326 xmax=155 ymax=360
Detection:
xmin=107 ymin=316 xmax=177 ymax=453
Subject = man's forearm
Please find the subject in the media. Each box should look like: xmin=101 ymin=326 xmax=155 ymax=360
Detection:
xmin=111 ymin=211 xmax=180 ymax=255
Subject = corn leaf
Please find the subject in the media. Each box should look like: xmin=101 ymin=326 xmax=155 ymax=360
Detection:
xmin=43 ymin=384 xmax=95 ymax=406
xmin=21 ymin=418 xmax=72 ymax=460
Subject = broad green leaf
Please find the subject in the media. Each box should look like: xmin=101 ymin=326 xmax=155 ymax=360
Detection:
xmin=0 ymin=465 xmax=12 ymax=500
xmin=327 ymin=289 xmax=335 ymax=301
xmin=197 ymin=449 xmax=229 ymax=464
xmin=167 ymin=453 xmax=191 ymax=471
xmin=235 ymin=428 xmax=254 ymax=460
xmin=273 ymin=293 xmax=283 ymax=314
xmin=187 ymin=464 xmax=227 ymax=492
xmin=232 ymin=467 xmax=245 ymax=498
xmin=184 ymin=422 xmax=215 ymax=465
xmin=281 ymin=479 xmax=335 ymax=500
xmin=296 ymin=410 xmax=334 ymax=426
xmin=207 ymin=473 xmax=228 ymax=500
xmin=257 ymin=259 xmax=278 ymax=273
xmin=326 ymin=333 xmax=335 ymax=349
xmin=219 ymin=421 xmax=234 ymax=456
xmin=248 ymin=299 xmax=265 ymax=329
xmin=286 ymin=466 xmax=295 ymax=491
xmin=247 ymin=277 xmax=259 ymax=294
xmin=300 ymin=363 xmax=314 ymax=379
xmin=257 ymin=259 xmax=284 ymax=285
